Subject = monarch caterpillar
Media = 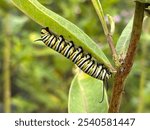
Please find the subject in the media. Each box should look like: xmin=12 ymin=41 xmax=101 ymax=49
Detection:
xmin=36 ymin=27 xmax=112 ymax=102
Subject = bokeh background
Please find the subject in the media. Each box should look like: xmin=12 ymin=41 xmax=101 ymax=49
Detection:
xmin=0 ymin=0 xmax=150 ymax=112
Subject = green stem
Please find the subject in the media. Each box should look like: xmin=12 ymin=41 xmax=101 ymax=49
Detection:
xmin=137 ymin=17 xmax=149 ymax=112
xmin=137 ymin=65 xmax=145 ymax=112
xmin=3 ymin=36 xmax=11 ymax=113
xmin=91 ymin=0 xmax=118 ymax=65
xmin=3 ymin=15 xmax=11 ymax=113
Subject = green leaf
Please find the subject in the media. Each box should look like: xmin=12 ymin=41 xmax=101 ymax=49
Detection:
xmin=12 ymin=0 xmax=115 ymax=73
xmin=116 ymin=18 xmax=133 ymax=57
xmin=91 ymin=0 xmax=109 ymax=35
xmin=68 ymin=71 xmax=109 ymax=113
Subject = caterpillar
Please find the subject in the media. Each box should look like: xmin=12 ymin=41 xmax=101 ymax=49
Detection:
xmin=36 ymin=27 xmax=112 ymax=102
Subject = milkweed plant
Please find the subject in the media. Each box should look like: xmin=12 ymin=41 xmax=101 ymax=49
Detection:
xmin=12 ymin=0 xmax=150 ymax=112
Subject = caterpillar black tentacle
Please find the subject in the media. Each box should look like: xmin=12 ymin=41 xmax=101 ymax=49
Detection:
xmin=36 ymin=27 xmax=112 ymax=102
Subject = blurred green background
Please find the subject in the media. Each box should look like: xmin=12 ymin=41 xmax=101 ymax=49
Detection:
xmin=0 ymin=0 xmax=150 ymax=112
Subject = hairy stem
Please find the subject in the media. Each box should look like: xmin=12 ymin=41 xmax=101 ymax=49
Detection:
xmin=108 ymin=2 xmax=145 ymax=112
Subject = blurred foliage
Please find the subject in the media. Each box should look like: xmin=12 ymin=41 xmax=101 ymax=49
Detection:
xmin=0 ymin=0 xmax=150 ymax=112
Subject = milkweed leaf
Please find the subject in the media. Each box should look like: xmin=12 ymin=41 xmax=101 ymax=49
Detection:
xmin=116 ymin=18 xmax=133 ymax=57
xmin=68 ymin=71 xmax=108 ymax=113
xmin=12 ymin=0 xmax=115 ymax=73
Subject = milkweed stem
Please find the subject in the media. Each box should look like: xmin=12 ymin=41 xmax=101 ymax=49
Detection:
xmin=109 ymin=1 xmax=145 ymax=113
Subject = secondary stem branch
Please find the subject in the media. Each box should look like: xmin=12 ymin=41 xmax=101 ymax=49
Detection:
xmin=106 ymin=34 xmax=118 ymax=61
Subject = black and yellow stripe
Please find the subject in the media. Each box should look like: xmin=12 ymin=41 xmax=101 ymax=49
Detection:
xmin=38 ymin=27 xmax=112 ymax=82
